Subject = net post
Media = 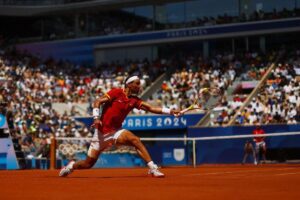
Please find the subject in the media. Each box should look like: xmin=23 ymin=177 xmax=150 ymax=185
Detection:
xmin=50 ymin=136 xmax=56 ymax=170
xmin=192 ymin=139 xmax=196 ymax=168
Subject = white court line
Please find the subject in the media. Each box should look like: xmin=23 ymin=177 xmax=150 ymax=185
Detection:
xmin=181 ymin=170 xmax=258 ymax=177
xmin=275 ymin=172 xmax=300 ymax=176
xmin=180 ymin=167 xmax=298 ymax=177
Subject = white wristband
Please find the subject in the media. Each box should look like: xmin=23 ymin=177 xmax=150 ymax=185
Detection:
xmin=162 ymin=107 xmax=171 ymax=114
xmin=93 ymin=108 xmax=100 ymax=118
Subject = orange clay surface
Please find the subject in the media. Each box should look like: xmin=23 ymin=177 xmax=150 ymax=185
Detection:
xmin=0 ymin=164 xmax=300 ymax=200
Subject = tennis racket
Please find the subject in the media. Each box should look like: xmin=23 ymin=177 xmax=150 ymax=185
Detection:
xmin=175 ymin=86 xmax=221 ymax=117
xmin=200 ymin=86 xmax=222 ymax=97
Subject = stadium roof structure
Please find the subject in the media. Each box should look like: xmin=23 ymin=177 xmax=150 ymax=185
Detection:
xmin=0 ymin=0 xmax=182 ymax=16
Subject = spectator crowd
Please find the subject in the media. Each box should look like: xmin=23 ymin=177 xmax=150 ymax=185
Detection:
xmin=0 ymin=48 xmax=163 ymax=161
xmin=0 ymin=46 xmax=299 ymax=165
xmin=208 ymin=50 xmax=300 ymax=126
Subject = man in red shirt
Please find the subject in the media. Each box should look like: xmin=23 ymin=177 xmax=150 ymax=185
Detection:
xmin=59 ymin=76 xmax=181 ymax=177
xmin=252 ymin=125 xmax=267 ymax=164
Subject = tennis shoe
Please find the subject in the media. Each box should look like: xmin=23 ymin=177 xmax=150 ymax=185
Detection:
xmin=148 ymin=166 xmax=165 ymax=178
xmin=59 ymin=160 xmax=75 ymax=177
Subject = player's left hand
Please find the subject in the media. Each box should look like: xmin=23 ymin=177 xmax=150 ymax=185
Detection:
xmin=171 ymin=109 xmax=182 ymax=117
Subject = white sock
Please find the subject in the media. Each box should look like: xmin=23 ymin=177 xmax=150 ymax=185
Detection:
xmin=147 ymin=161 xmax=157 ymax=169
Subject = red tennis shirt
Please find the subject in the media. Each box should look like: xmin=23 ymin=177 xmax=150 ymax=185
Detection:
xmin=253 ymin=128 xmax=265 ymax=143
xmin=99 ymin=88 xmax=142 ymax=134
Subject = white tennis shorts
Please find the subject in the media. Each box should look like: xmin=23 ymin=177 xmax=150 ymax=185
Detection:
xmin=87 ymin=129 xmax=125 ymax=156
xmin=255 ymin=141 xmax=266 ymax=152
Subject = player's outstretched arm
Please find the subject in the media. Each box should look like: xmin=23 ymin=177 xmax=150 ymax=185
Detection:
xmin=140 ymin=102 xmax=181 ymax=116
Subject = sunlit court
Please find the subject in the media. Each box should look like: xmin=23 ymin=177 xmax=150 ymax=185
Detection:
xmin=1 ymin=165 xmax=300 ymax=200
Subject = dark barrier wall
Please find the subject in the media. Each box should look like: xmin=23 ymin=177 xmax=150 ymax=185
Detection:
xmin=16 ymin=18 xmax=300 ymax=64
xmin=188 ymin=124 xmax=300 ymax=164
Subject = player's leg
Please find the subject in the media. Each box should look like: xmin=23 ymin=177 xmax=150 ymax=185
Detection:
xmin=73 ymin=148 xmax=100 ymax=169
xmin=261 ymin=142 xmax=267 ymax=163
xmin=242 ymin=152 xmax=248 ymax=164
xmin=59 ymin=130 xmax=103 ymax=177
xmin=115 ymin=129 xmax=164 ymax=177
xmin=242 ymin=144 xmax=249 ymax=164
xmin=251 ymin=143 xmax=257 ymax=165
xmin=255 ymin=142 xmax=260 ymax=164
xmin=59 ymin=143 xmax=102 ymax=177
xmin=116 ymin=130 xmax=151 ymax=162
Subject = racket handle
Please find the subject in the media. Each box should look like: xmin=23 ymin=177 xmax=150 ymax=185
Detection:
xmin=175 ymin=104 xmax=198 ymax=117
xmin=180 ymin=107 xmax=190 ymax=114
xmin=174 ymin=107 xmax=190 ymax=117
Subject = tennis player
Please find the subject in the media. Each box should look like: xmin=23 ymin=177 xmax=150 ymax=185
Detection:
xmin=59 ymin=76 xmax=181 ymax=177
xmin=252 ymin=125 xmax=267 ymax=164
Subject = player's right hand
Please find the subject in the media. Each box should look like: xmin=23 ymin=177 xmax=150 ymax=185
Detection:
xmin=92 ymin=119 xmax=102 ymax=129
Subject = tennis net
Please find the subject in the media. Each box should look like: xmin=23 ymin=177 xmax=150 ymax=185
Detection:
xmin=51 ymin=131 xmax=300 ymax=168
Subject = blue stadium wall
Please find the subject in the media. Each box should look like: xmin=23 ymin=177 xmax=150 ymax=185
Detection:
xmin=188 ymin=124 xmax=300 ymax=164
xmin=76 ymin=115 xmax=300 ymax=166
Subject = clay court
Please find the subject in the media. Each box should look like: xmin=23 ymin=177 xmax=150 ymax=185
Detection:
xmin=0 ymin=164 xmax=300 ymax=200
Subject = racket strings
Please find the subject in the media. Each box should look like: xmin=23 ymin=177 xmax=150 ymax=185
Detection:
xmin=178 ymin=87 xmax=222 ymax=115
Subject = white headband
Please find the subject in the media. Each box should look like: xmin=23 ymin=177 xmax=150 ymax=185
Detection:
xmin=125 ymin=76 xmax=140 ymax=85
